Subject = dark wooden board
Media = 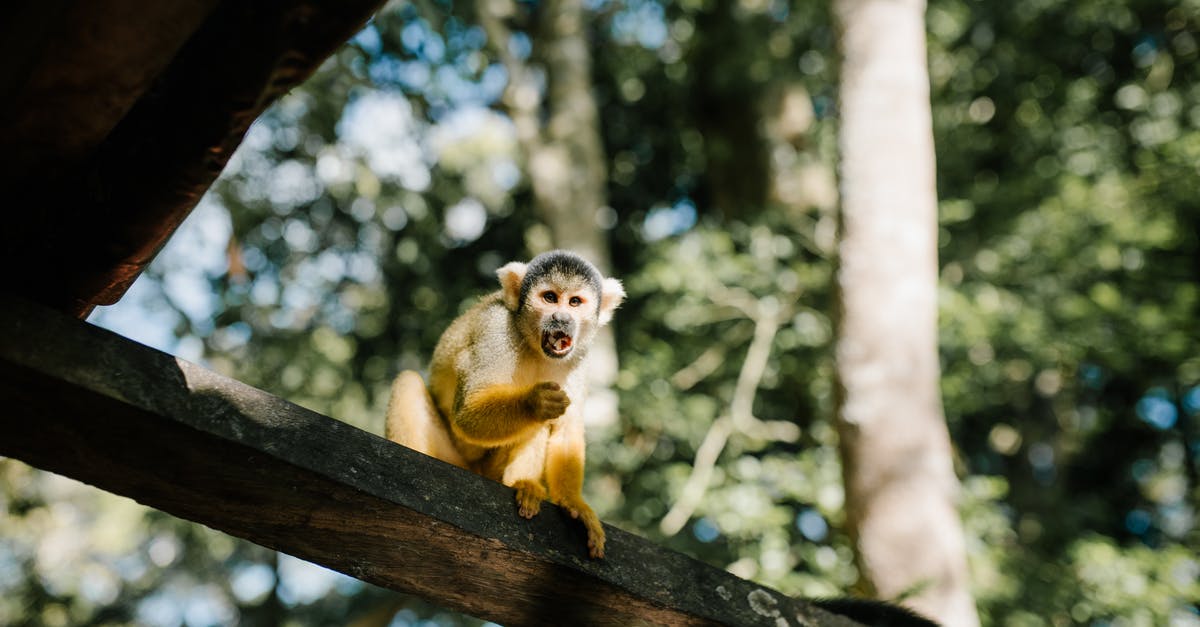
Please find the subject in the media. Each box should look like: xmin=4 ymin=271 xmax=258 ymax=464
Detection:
xmin=0 ymin=293 xmax=859 ymax=626
xmin=0 ymin=0 xmax=386 ymax=317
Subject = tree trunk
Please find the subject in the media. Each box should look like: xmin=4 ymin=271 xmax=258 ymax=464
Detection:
xmin=688 ymin=0 xmax=771 ymax=220
xmin=531 ymin=0 xmax=618 ymax=430
xmin=530 ymin=0 xmax=611 ymax=270
xmin=480 ymin=0 xmax=619 ymax=428
xmin=832 ymin=1 xmax=979 ymax=625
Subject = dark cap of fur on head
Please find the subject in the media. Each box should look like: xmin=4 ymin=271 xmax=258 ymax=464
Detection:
xmin=518 ymin=250 xmax=603 ymax=309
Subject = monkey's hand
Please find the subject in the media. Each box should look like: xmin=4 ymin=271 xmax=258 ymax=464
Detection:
xmin=522 ymin=382 xmax=570 ymax=421
xmin=557 ymin=496 xmax=606 ymax=559
xmin=512 ymin=480 xmax=546 ymax=519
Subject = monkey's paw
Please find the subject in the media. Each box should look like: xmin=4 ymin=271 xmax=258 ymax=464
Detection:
xmin=524 ymin=382 xmax=570 ymax=421
xmin=512 ymin=480 xmax=546 ymax=519
xmin=557 ymin=497 xmax=606 ymax=559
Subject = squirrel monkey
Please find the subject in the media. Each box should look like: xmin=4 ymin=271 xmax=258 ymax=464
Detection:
xmin=385 ymin=250 xmax=624 ymax=558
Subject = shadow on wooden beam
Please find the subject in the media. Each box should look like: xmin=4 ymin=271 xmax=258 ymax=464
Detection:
xmin=0 ymin=293 xmax=859 ymax=627
xmin=1 ymin=0 xmax=386 ymax=317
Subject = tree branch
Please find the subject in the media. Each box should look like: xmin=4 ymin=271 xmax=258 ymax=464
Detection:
xmin=660 ymin=296 xmax=800 ymax=537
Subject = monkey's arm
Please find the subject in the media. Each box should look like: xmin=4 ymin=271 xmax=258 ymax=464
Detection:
xmin=451 ymin=381 xmax=569 ymax=446
xmin=545 ymin=415 xmax=605 ymax=558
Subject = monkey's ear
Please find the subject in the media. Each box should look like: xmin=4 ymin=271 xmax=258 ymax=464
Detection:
xmin=497 ymin=261 xmax=527 ymax=311
xmin=597 ymin=278 xmax=625 ymax=326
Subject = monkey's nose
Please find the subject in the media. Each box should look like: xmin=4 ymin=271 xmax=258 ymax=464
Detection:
xmin=551 ymin=312 xmax=571 ymax=324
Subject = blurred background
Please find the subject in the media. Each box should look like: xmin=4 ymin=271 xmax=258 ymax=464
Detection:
xmin=2 ymin=0 xmax=1198 ymax=624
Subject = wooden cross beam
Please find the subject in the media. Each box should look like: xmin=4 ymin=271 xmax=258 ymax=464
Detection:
xmin=0 ymin=0 xmax=386 ymax=317
xmin=0 ymin=294 xmax=859 ymax=627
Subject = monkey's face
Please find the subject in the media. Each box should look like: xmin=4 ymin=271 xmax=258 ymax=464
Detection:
xmin=498 ymin=251 xmax=625 ymax=362
xmin=523 ymin=278 xmax=598 ymax=360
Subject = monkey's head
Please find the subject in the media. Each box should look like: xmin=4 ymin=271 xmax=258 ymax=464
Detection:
xmin=496 ymin=250 xmax=625 ymax=361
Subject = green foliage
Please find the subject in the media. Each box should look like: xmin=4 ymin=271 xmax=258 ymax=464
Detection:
xmin=930 ymin=0 xmax=1200 ymax=622
xmin=594 ymin=213 xmax=849 ymax=597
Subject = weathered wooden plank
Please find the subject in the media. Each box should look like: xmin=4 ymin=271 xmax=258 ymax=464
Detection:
xmin=0 ymin=293 xmax=859 ymax=627
xmin=0 ymin=0 xmax=220 ymax=184
xmin=1 ymin=0 xmax=386 ymax=317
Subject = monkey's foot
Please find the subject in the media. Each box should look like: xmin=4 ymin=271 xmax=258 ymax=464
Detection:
xmin=557 ymin=497 xmax=606 ymax=559
xmin=512 ymin=480 xmax=546 ymax=519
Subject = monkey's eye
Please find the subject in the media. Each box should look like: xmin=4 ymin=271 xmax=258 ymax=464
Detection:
xmin=569 ymin=296 xmax=583 ymax=307
xmin=541 ymin=291 xmax=558 ymax=304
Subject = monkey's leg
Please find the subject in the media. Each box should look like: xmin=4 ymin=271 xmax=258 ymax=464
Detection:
xmin=545 ymin=417 xmax=605 ymax=558
xmin=494 ymin=427 xmax=550 ymax=519
xmin=386 ymin=371 xmax=468 ymax=469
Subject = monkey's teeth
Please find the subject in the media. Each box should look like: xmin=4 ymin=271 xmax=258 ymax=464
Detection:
xmin=544 ymin=331 xmax=572 ymax=354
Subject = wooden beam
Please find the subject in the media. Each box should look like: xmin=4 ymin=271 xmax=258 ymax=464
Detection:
xmin=1 ymin=0 xmax=386 ymax=317
xmin=0 ymin=293 xmax=860 ymax=627
xmin=0 ymin=0 xmax=221 ymax=185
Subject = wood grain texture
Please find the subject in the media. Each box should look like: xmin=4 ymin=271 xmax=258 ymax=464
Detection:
xmin=0 ymin=294 xmax=860 ymax=627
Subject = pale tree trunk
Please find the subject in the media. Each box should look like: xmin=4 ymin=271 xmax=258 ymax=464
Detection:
xmin=531 ymin=0 xmax=618 ymax=429
xmin=832 ymin=1 xmax=979 ymax=626
xmin=478 ymin=0 xmax=618 ymax=428
xmin=530 ymin=0 xmax=610 ymax=270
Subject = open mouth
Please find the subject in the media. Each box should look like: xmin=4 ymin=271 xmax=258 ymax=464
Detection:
xmin=541 ymin=330 xmax=573 ymax=358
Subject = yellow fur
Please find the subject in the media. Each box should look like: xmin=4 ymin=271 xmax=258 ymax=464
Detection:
xmin=385 ymin=251 xmax=624 ymax=559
